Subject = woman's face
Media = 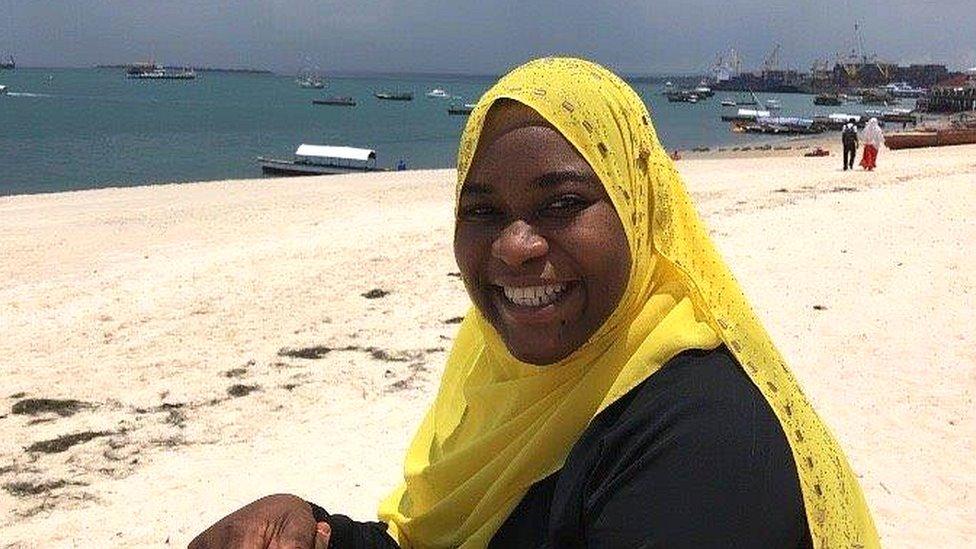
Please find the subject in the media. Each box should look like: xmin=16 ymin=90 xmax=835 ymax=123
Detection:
xmin=454 ymin=101 xmax=631 ymax=365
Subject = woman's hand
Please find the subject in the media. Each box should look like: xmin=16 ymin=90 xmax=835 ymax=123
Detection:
xmin=188 ymin=494 xmax=331 ymax=548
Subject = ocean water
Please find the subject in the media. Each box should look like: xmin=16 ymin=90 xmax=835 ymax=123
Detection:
xmin=0 ymin=68 xmax=877 ymax=196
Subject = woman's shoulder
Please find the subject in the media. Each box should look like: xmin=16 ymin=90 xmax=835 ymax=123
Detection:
xmin=610 ymin=345 xmax=765 ymax=428
xmin=559 ymin=346 xmax=810 ymax=546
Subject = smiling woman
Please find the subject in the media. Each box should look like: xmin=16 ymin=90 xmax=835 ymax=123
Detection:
xmin=454 ymin=100 xmax=631 ymax=365
xmin=189 ymin=58 xmax=879 ymax=549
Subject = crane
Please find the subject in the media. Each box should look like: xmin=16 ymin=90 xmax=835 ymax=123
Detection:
xmin=761 ymin=44 xmax=781 ymax=76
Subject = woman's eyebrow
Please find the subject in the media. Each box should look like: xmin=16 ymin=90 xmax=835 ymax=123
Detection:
xmin=533 ymin=169 xmax=598 ymax=189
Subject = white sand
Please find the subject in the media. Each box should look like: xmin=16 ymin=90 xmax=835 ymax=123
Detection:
xmin=1 ymin=145 xmax=974 ymax=547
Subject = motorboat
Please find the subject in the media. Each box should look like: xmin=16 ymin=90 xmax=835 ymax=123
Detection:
xmin=258 ymin=144 xmax=383 ymax=176
xmin=693 ymin=79 xmax=714 ymax=98
xmin=720 ymin=98 xmax=737 ymax=107
xmin=720 ymin=107 xmax=770 ymax=122
xmin=295 ymin=67 xmax=325 ymax=88
xmin=312 ymin=96 xmax=356 ymax=106
xmin=765 ymin=99 xmax=782 ymax=110
xmin=126 ymin=63 xmax=196 ymax=79
xmin=665 ymin=90 xmax=699 ymax=103
xmin=448 ymin=103 xmax=476 ymax=115
xmin=0 ymin=85 xmax=7 ymax=95
xmin=741 ymin=116 xmax=821 ymax=135
xmin=297 ymin=78 xmax=324 ymax=89
xmin=814 ymin=93 xmax=843 ymax=106
xmin=375 ymin=91 xmax=413 ymax=101
xmin=881 ymin=82 xmax=926 ymax=98
xmin=426 ymin=88 xmax=449 ymax=98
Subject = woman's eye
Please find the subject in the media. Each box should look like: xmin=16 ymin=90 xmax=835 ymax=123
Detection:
xmin=459 ymin=204 xmax=499 ymax=220
xmin=541 ymin=195 xmax=588 ymax=216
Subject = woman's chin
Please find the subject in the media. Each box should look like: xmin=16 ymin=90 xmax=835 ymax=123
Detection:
xmin=500 ymin=331 xmax=577 ymax=365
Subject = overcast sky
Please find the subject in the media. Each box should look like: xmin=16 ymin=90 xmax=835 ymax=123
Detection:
xmin=2 ymin=1 xmax=973 ymax=74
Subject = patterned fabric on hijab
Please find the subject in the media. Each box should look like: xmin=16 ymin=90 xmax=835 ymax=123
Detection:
xmin=378 ymin=57 xmax=879 ymax=548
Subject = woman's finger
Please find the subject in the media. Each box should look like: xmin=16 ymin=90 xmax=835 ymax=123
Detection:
xmin=314 ymin=521 xmax=331 ymax=549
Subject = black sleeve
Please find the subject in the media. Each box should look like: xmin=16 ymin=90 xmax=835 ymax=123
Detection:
xmin=552 ymin=348 xmax=810 ymax=548
xmin=307 ymin=502 xmax=399 ymax=549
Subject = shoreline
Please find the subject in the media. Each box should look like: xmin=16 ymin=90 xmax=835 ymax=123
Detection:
xmin=1 ymin=145 xmax=973 ymax=546
xmin=0 ymin=134 xmax=863 ymax=200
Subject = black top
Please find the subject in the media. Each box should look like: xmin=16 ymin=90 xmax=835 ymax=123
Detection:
xmin=311 ymin=346 xmax=812 ymax=548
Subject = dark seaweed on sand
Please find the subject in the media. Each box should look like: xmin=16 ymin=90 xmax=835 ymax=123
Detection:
xmin=12 ymin=398 xmax=91 ymax=417
xmin=26 ymin=431 xmax=113 ymax=454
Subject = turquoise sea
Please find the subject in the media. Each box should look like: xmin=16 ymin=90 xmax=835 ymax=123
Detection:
xmin=0 ymin=68 xmax=874 ymax=196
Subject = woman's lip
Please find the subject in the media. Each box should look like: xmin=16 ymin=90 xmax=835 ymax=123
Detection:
xmin=489 ymin=278 xmax=578 ymax=287
xmin=489 ymin=281 xmax=581 ymax=326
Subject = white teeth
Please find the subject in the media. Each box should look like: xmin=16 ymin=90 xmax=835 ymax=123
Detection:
xmin=501 ymin=283 xmax=568 ymax=307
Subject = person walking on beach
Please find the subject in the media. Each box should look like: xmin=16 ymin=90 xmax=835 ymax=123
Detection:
xmin=859 ymin=118 xmax=884 ymax=171
xmin=842 ymin=119 xmax=859 ymax=170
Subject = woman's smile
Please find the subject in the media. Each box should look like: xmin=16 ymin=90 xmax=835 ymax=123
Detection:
xmin=490 ymin=279 xmax=583 ymax=325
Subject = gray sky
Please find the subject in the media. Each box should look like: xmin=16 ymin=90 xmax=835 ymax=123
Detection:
xmin=2 ymin=1 xmax=974 ymax=74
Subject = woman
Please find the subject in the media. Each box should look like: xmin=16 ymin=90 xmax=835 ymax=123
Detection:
xmin=190 ymin=58 xmax=878 ymax=548
xmin=860 ymin=117 xmax=885 ymax=171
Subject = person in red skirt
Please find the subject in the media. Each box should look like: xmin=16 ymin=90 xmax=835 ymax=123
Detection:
xmin=859 ymin=117 xmax=885 ymax=171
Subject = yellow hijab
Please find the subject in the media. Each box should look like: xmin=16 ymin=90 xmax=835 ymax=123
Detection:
xmin=379 ymin=57 xmax=878 ymax=548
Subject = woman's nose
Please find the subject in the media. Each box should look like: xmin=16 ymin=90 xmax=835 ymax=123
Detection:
xmin=491 ymin=220 xmax=549 ymax=268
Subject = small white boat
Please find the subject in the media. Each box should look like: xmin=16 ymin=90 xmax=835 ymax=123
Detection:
xmin=258 ymin=144 xmax=383 ymax=176
xmin=765 ymin=99 xmax=782 ymax=110
xmin=426 ymin=88 xmax=449 ymax=98
xmin=0 ymin=85 xmax=7 ymax=95
xmin=296 ymin=76 xmax=325 ymax=89
xmin=720 ymin=98 xmax=737 ymax=107
xmin=448 ymin=103 xmax=477 ymax=115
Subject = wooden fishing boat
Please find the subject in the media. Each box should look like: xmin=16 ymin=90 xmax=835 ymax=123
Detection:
xmin=814 ymin=93 xmax=843 ymax=106
xmin=313 ymin=96 xmax=356 ymax=106
xmin=886 ymin=128 xmax=976 ymax=150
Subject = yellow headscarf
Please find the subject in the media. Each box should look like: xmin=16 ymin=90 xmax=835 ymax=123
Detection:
xmin=379 ymin=58 xmax=878 ymax=548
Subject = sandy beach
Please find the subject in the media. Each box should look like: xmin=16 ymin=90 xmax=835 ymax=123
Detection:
xmin=1 ymin=142 xmax=973 ymax=547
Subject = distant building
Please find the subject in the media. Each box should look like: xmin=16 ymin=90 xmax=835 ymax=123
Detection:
xmin=829 ymin=62 xmax=949 ymax=90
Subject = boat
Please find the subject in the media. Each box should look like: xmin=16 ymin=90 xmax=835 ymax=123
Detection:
xmin=312 ymin=96 xmax=356 ymax=106
xmin=426 ymin=88 xmax=449 ymax=98
xmin=295 ymin=66 xmax=325 ymax=88
xmin=860 ymin=88 xmax=899 ymax=105
xmin=720 ymin=107 xmax=770 ymax=122
xmin=720 ymin=98 xmax=737 ymax=107
xmin=375 ymin=91 xmax=413 ymax=101
xmin=765 ymin=99 xmax=782 ymax=110
xmin=739 ymin=116 xmax=821 ymax=135
xmin=126 ymin=63 xmax=196 ymax=80
xmin=886 ymin=128 xmax=976 ymax=149
xmin=660 ymin=81 xmax=674 ymax=95
xmin=881 ymin=82 xmax=926 ymax=98
xmin=665 ymin=90 xmax=699 ymax=103
xmin=811 ymin=113 xmax=863 ymax=130
xmin=693 ymin=79 xmax=714 ymax=98
xmin=814 ymin=93 xmax=843 ymax=106
xmin=448 ymin=103 xmax=476 ymax=115
xmin=863 ymin=108 xmax=916 ymax=125
xmin=258 ymin=144 xmax=383 ymax=176
xmin=0 ymin=85 xmax=7 ymax=95
xmin=296 ymin=76 xmax=325 ymax=89
xmin=0 ymin=55 xmax=13 ymax=70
